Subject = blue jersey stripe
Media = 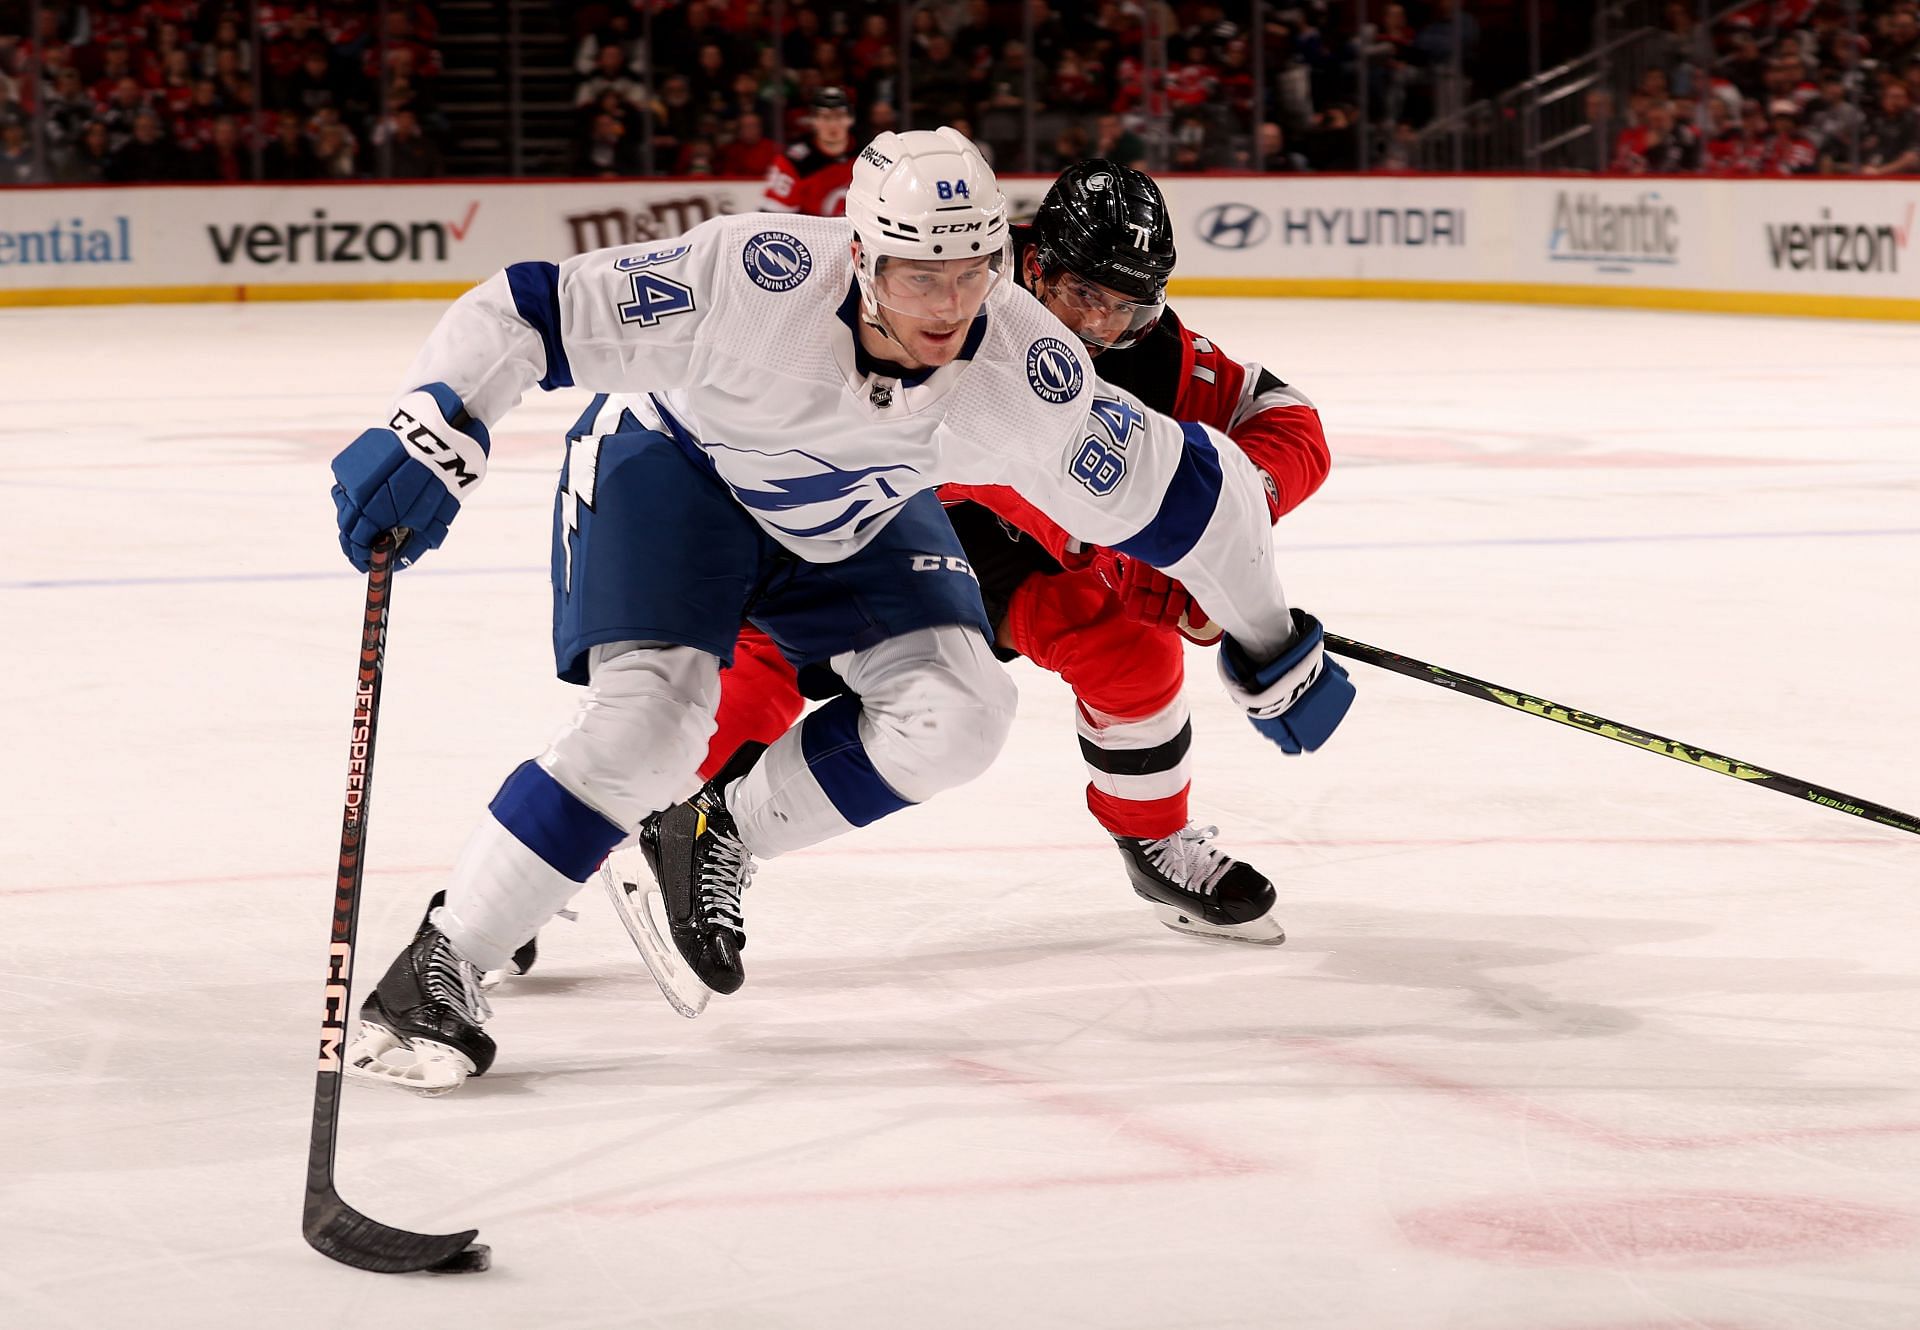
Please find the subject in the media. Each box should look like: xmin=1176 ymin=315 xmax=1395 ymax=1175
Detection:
xmin=505 ymin=261 xmax=575 ymax=391
xmin=488 ymin=759 xmax=626 ymax=881
xmin=1113 ymin=421 xmax=1224 ymax=569
xmin=800 ymin=696 xmax=913 ymax=827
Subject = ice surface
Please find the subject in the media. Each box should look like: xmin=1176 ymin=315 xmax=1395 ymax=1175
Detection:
xmin=2 ymin=295 xmax=1916 ymax=1329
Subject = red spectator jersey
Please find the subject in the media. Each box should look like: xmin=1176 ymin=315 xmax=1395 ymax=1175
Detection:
xmin=1759 ymin=131 xmax=1818 ymax=174
xmin=941 ymin=257 xmax=1328 ymax=564
xmin=763 ymin=140 xmax=857 ymax=217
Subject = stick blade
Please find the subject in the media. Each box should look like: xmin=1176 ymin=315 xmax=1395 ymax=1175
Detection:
xmin=304 ymin=1190 xmax=483 ymax=1274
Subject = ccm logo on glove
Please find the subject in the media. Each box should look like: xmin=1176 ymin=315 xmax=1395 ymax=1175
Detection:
xmin=391 ymin=403 xmax=486 ymax=492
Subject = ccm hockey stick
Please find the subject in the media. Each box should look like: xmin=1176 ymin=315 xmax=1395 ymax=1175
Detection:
xmin=1324 ymin=635 xmax=1920 ymax=839
xmin=304 ymin=531 xmax=490 ymax=1274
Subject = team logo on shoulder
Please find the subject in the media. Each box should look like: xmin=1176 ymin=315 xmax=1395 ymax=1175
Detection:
xmin=743 ymin=231 xmax=813 ymax=292
xmin=1025 ymin=337 xmax=1084 ymax=404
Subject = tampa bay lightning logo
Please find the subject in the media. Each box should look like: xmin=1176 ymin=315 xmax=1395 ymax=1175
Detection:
xmin=742 ymin=231 xmax=812 ymax=292
xmin=1025 ymin=337 xmax=1084 ymax=404
xmin=711 ymin=441 xmax=917 ymax=539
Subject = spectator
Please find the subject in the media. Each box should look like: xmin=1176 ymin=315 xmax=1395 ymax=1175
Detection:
xmin=107 ymin=107 xmax=184 ymax=181
xmin=91 ymin=41 xmax=140 ymax=105
xmin=1701 ymin=93 xmax=1752 ymax=171
xmin=43 ymin=65 xmax=98 ymax=153
xmin=262 ymin=109 xmax=317 ymax=179
xmin=1808 ymin=72 xmax=1865 ymax=166
xmin=577 ymin=43 xmax=647 ymax=114
xmin=1759 ymin=98 xmax=1819 ymax=172
xmin=1860 ymin=77 xmax=1920 ymax=173
xmin=283 ymin=48 xmax=347 ymax=118
xmin=200 ymin=16 xmax=251 ymax=81
xmin=1579 ymin=87 xmax=1620 ymax=170
xmin=913 ymin=33 xmax=972 ymax=123
xmin=1718 ymin=25 xmax=1767 ymax=100
xmin=1414 ymin=0 xmax=1480 ymax=111
xmin=55 ymin=119 xmax=114 ymax=182
xmin=574 ymin=10 xmax=646 ymax=79
xmin=378 ymin=107 xmax=444 ymax=176
xmin=678 ymin=137 xmax=716 ymax=176
xmin=312 ymin=115 xmax=358 ymax=177
xmin=1048 ymin=49 xmax=1104 ymax=114
xmin=951 ymin=0 xmax=998 ymax=68
xmin=721 ymin=70 xmax=773 ymax=129
xmin=688 ymin=43 xmax=734 ymax=114
xmin=849 ymin=14 xmax=892 ymax=79
xmin=192 ymin=113 xmax=250 ymax=180
xmin=1166 ymin=42 xmax=1219 ymax=115
xmin=99 ymin=77 xmax=151 ymax=150
xmin=1255 ymin=120 xmax=1308 ymax=172
xmin=1092 ymin=112 xmax=1146 ymax=169
xmin=1041 ymin=121 xmax=1089 ymax=172
xmin=717 ymin=111 xmax=780 ymax=177
xmin=856 ymin=42 xmax=901 ymax=119
xmin=647 ymin=74 xmax=701 ymax=166
xmin=1303 ymin=104 xmax=1361 ymax=170
xmin=1877 ymin=6 xmax=1920 ymax=70
xmin=1 ymin=120 xmax=43 ymax=183
xmin=1613 ymin=99 xmax=1698 ymax=172
xmin=780 ymin=8 xmax=824 ymax=72
xmin=574 ymin=108 xmax=637 ymax=177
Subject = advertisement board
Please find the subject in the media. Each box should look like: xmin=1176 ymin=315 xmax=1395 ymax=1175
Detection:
xmin=3 ymin=175 xmax=1915 ymax=319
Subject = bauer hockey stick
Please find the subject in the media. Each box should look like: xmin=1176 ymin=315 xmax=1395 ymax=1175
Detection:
xmin=1324 ymin=635 xmax=1920 ymax=839
xmin=304 ymin=530 xmax=490 ymax=1274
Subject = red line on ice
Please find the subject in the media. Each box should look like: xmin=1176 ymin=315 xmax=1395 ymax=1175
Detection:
xmin=1289 ymin=1037 xmax=1920 ymax=1149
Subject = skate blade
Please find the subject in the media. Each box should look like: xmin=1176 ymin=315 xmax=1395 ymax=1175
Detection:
xmin=343 ymin=1021 xmax=477 ymax=1096
xmin=600 ymin=858 xmax=712 ymax=1020
xmin=1149 ymin=901 xmax=1286 ymax=946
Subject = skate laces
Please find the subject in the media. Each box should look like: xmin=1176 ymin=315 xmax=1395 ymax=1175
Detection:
xmin=422 ymin=932 xmax=493 ymax=1025
xmin=1146 ymin=825 xmax=1234 ymax=896
xmin=697 ymin=829 xmax=755 ymax=935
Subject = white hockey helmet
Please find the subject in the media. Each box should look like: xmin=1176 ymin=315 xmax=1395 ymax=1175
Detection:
xmin=845 ymin=127 xmax=1011 ymax=321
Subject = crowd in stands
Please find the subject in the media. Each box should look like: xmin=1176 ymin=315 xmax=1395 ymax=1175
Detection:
xmin=0 ymin=0 xmax=449 ymax=183
xmin=5 ymin=0 xmax=1917 ymax=185
xmin=562 ymin=0 xmax=1514 ymax=179
xmin=1589 ymin=1 xmax=1920 ymax=174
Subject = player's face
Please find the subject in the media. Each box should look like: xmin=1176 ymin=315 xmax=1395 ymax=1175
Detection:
xmin=1027 ymin=252 xmax=1166 ymax=353
xmin=871 ymin=255 xmax=999 ymax=366
xmin=813 ymin=108 xmax=853 ymax=151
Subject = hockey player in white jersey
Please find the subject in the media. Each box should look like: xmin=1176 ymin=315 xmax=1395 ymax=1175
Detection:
xmin=329 ymin=128 xmax=1355 ymax=1094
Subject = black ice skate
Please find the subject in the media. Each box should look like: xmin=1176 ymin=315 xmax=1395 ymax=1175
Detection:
xmin=1115 ymin=825 xmax=1284 ymax=945
xmin=603 ymin=777 xmax=757 ymax=1019
xmin=343 ymin=894 xmax=497 ymax=1096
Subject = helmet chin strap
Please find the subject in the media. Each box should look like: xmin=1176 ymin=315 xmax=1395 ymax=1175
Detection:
xmin=854 ymin=273 xmax=922 ymax=364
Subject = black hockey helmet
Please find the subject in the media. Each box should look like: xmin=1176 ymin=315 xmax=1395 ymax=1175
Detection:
xmin=1030 ymin=159 xmax=1175 ymax=348
xmin=812 ymin=85 xmax=852 ymax=113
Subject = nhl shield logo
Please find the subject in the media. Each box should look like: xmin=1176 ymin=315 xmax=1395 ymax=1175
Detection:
xmin=1025 ymin=337 xmax=1084 ymax=404
xmin=743 ymin=231 xmax=813 ymax=292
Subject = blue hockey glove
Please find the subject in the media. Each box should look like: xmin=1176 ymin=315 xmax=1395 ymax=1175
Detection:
xmin=330 ymin=382 xmax=490 ymax=571
xmin=1218 ymin=608 xmax=1356 ymax=754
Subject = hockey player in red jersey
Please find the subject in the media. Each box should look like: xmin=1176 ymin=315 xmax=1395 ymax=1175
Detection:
xmin=681 ymin=160 xmax=1330 ymax=946
xmin=762 ymin=86 xmax=858 ymax=218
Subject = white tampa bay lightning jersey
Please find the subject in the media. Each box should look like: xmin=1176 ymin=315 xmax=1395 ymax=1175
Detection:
xmin=397 ymin=212 xmax=1297 ymax=655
